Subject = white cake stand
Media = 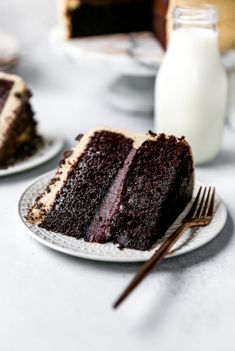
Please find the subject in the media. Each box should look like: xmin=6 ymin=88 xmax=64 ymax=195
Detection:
xmin=49 ymin=27 xmax=164 ymax=113
xmin=49 ymin=26 xmax=235 ymax=114
xmin=49 ymin=27 xmax=164 ymax=75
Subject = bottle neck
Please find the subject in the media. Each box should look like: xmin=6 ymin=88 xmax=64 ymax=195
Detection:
xmin=168 ymin=5 xmax=219 ymax=56
xmin=172 ymin=5 xmax=218 ymax=32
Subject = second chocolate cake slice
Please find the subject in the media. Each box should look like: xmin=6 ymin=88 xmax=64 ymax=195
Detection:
xmin=0 ymin=72 xmax=41 ymax=168
xmin=27 ymin=127 xmax=194 ymax=251
xmin=27 ymin=128 xmax=135 ymax=237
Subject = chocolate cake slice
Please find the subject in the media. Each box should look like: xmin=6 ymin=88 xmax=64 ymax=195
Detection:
xmin=0 ymin=72 xmax=41 ymax=168
xmin=27 ymin=128 xmax=194 ymax=251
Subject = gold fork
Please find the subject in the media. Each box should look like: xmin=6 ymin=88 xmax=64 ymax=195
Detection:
xmin=113 ymin=186 xmax=215 ymax=309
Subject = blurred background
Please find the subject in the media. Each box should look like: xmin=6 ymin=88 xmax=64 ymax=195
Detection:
xmin=1 ymin=2 xmax=235 ymax=351
xmin=0 ymin=0 xmax=154 ymax=144
xmin=1 ymin=0 xmax=235 ymax=145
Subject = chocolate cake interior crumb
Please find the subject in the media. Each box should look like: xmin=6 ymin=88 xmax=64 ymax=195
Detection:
xmin=110 ymin=135 xmax=193 ymax=250
xmin=0 ymin=135 xmax=43 ymax=169
xmin=0 ymin=92 xmax=41 ymax=169
xmin=68 ymin=1 xmax=152 ymax=37
xmin=40 ymin=131 xmax=133 ymax=238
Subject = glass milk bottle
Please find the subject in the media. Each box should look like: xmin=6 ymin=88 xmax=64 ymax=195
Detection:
xmin=154 ymin=5 xmax=227 ymax=164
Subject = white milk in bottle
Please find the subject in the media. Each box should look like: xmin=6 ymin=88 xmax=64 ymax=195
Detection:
xmin=155 ymin=5 xmax=227 ymax=164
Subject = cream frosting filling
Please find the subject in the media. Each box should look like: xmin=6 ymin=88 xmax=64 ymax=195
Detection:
xmin=28 ymin=127 xmax=193 ymax=225
xmin=0 ymin=72 xmax=26 ymax=148
xmin=59 ymin=0 xmax=79 ymax=39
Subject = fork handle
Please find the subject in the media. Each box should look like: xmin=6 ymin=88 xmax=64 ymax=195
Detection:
xmin=113 ymin=222 xmax=189 ymax=309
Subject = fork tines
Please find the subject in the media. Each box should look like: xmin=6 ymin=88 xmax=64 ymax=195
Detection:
xmin=186 ymin=186 xmax=215 ymax=220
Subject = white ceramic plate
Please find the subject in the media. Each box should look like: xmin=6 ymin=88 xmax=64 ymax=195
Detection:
xmin=0 ymin=136 xmax=64 ymax=177
xmin=18 ymin=171 xmax=227 ymax=262
xmin=49 ymin=26 xmax=235 ymax=76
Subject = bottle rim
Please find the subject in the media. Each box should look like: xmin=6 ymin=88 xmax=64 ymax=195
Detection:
xmin=173 ymin=4 xmax=218 ymax=25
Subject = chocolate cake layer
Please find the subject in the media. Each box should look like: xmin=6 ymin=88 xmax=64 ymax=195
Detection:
xmin=85 ymin=147 xmax=137 ymax=243
xmin=0 ymin=72 xmax=41 ymax=168
xmin=0 ymin=93 xmax=40 ymax=168
xmin=109 ymin=134 xmax=193 ymax=250
xmin=40 ymin=130 xmax=134 ymax=237
xmin=67 ymin=1 xmax=152 ymax=37
xmin=153 ymin=0 xmax=168 ymax=48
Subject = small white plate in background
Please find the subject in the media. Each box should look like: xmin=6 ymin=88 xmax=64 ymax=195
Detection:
xmin=0 ymin=135 xmax=64 ymax=177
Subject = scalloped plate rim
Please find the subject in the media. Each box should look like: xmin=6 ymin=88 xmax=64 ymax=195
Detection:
xmin=18 ymin=171 xmax=227 ymax=262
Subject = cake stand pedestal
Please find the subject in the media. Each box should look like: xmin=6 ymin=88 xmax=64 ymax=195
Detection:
xmin=49 ymin=27 xmax=162 ymax=114
xmin=107 ymin=74 xmax=155 ymax=114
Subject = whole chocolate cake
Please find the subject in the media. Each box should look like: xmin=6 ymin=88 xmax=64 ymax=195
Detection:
xmin=27 ymin=128 xmax=194 ymax=251
xmin=0 ymin=72 xmax=41 ymax=168
xmin=60 ymin=0 xmax=168 ymax=48
xmin=59 ymin=0 xmax=235 ymax=53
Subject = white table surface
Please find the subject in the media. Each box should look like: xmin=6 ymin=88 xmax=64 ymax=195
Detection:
xmin=1 ymin=1 xmax=235 ymax=351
